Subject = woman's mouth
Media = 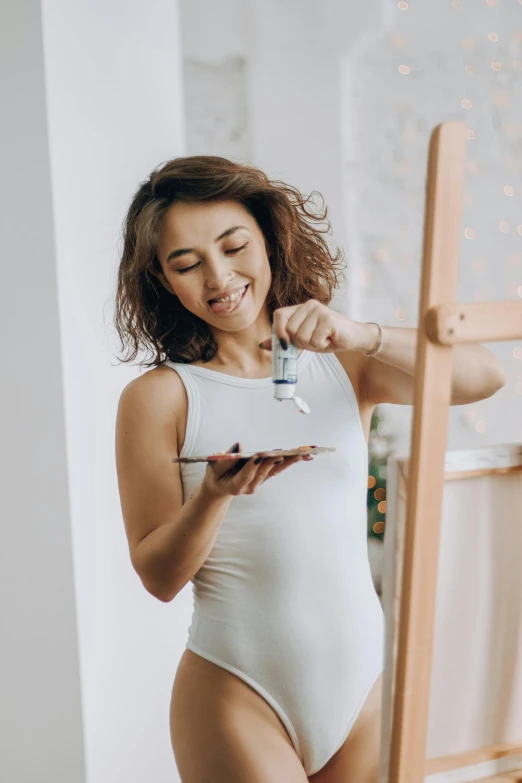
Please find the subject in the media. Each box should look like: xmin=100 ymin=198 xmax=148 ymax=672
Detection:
xmin=208 ymin=284 xmax=249 ymax=315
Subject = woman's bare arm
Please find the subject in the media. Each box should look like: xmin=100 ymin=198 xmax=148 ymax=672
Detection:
xmin=115 ymin=368 xmax=307 ymax=602
xmin=115 ymin=370 xmax=233 ymax=601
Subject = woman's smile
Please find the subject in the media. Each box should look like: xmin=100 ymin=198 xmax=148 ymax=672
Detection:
xmin=207 ymin=283 xmax=250 ymax=316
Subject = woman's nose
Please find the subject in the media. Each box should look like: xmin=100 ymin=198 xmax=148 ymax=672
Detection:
xmin=204 ymin=257 xmax=234 ymax=291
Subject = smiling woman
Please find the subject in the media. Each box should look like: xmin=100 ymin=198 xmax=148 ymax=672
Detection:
xmin=114 ymin=156 xmax=345 ymax=366
xmin=113 ymin=155 xmax=386 ymax=783
xmin=154 ymin=199 xmax=265 ymax=328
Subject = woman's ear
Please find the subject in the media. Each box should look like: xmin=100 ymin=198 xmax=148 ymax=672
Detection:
xmin=149 ymin=266 xmax=176 ymax=296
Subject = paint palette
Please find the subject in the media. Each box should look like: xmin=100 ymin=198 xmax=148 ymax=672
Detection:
xmin=172 ymin=445 xmax=336 ymax=464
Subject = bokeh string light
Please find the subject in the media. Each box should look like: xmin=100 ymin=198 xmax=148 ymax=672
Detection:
xmin=354 ymin=1 xmax=522 ymax=538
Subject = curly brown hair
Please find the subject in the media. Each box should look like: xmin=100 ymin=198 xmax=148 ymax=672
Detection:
xmin=114 ymin=155 xmax=345 ymax=367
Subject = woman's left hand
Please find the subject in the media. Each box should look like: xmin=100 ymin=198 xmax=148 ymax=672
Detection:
xmin=258 ymin=300 xmax=360 ymax=354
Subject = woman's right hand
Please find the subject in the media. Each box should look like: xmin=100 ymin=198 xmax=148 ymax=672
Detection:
xmin=202 ymin=442 xmax=310 ymax=498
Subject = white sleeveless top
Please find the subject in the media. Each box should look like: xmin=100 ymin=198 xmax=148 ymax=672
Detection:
xmin=162 ymin=350 xmax=384 ymax=775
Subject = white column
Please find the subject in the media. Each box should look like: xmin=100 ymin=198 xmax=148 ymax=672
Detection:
xmin=40 ymin=1 xmax=187 ymax=779
xmin=2 ymin=1 xmax=187 ymax=781
xmin=0 ymin=2 xmax=86 ymax=782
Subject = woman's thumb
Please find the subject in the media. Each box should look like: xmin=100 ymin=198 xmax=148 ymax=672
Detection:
xmin=227 ymin=442 xmax=242 ymax=454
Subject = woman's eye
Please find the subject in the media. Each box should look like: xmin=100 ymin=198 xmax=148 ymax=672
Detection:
xmin=225 ymin=243 xmax=248 ymax=255
xmin=176 ymin=262 xmax=201 ymax=275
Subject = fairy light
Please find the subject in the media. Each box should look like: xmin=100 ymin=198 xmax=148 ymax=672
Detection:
xmin=374 ymin=488 xmax=386 ymax=501
xmin=378 ymin=501 xmax=387 ymax=514
xmin=361 ymin=11 xmax=522 ymax=473
xmin=398 ymin=1 xmax=408 ymax=8
xmin=452 ymin=1 xmax=463 ymax=8
xmin=368 ymin=475 xmax=377 ymax=489
xmin=373 ymin=522 xmax=385 ymax=535
xmin=486 ymin=0 xmax=497 ymax=5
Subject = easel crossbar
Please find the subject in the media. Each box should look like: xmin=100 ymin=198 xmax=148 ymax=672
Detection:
xmin=426 ymin=301 xmax=522 ymax=345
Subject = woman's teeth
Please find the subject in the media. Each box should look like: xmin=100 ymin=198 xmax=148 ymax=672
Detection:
xmin=212 ymin=285 xmax=247 ymax=304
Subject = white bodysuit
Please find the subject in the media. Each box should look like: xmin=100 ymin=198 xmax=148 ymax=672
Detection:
xmin=163 ymin=350 xmax=384 ymax=776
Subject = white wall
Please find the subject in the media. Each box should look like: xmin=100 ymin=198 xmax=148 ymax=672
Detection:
xmin=341 ymin=0 xmax=522 ymax=455
xmin=180 ymin=0 xmax=382 ymax=316
xmin=0 ymin=2 xmax=85 ymax=781
xmin=2 ymin=1 xmax=187 ymax=782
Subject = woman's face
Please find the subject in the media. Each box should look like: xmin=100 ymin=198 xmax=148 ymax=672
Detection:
xmin=156 ymin=199 xmax=272 ymax=331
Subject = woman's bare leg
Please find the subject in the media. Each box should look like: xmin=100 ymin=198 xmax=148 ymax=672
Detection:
xmin=308 ymin=673 xmax=382 ymax=783
xmin=170 ymin=649 xmax=308 ymax=783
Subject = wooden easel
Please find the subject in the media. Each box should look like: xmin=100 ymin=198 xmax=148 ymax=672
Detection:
xmin=382 ymin=122 xmax=522 ymax=782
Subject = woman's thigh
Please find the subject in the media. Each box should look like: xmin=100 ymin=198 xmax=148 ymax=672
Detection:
xmin=308 ymin=673 xmax=383 ymax=783
xmin=170 ymin=649 xmax=308 ymax=783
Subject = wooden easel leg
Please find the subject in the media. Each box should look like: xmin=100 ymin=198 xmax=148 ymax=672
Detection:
xmin=386 ymin=122 xmax=469 ymax=783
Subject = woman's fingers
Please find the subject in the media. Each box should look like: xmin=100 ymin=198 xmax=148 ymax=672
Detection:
xmin=247 ymin=453 xmax=312 ymax=490
xmin=207 ymin=442 xmax=243 ymax=479
xmin=228 ymin=455 xmax=284 ymax=493
xmin=247 ymin=456 xmax=285 ymax=491
xmin=226 ymin=454 xmax=266 ymax=488
xmin=269 ymin=454 xmax=303 ymax=475
xmin=207 ymin=449 xmax=313 ymax=496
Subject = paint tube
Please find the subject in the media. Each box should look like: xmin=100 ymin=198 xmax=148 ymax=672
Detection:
xmin=271 ymin=325 xmax=311 ymax=414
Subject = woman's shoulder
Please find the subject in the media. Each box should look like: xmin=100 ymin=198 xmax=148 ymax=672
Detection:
xmin=118 ymin=362 xmax=188 ymax=422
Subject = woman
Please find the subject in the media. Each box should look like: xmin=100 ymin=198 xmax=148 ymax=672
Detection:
xmin=113 ymin=155 xmax=389 ymax=782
